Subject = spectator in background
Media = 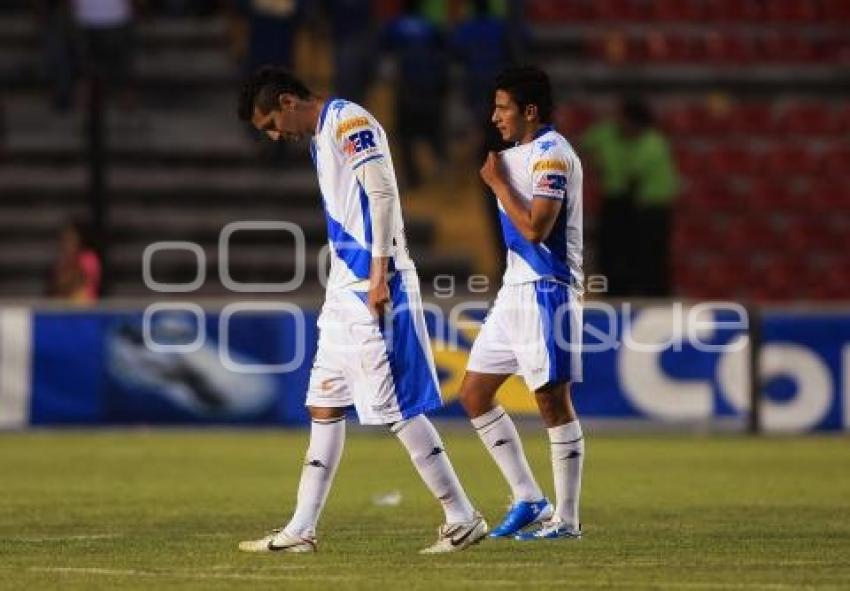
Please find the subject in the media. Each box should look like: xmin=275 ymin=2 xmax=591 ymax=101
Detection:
xmin=381 ymin=0 xmax=448 ymax=188
xmin=451 ymin=0 xmax=512 ymax=271
xmin=582 ymin=98 xmax=678 ymax=296
xmin=37 ymin=0 xmax=76 ymax=113
xmin=451 ymin=0 xmax=509 ymax=127
xmin=47 ymin=220 xmax=102 ymax=304
xmin=72 ymin=0 xmax=137 ymax=110
xmin=239 ymin=0 xmax=302 ymax=73
xmin=328 ymin=0 xmax=375 ymax=106
xmin=622 ymin=99 xmax=678 ymax=296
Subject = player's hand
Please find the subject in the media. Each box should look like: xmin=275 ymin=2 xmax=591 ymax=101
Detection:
xmin=367 ymin=279 xmax=391 ymax=319
xmin=367 ymin=256 xmax=391 ymax=319
xmin=479 ymin=151 xmax=507 ymax=192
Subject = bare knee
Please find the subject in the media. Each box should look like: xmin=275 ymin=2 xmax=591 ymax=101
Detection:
xmin=308 ymin=406 xmax=345 ymax=421
xmin=459 ymin=372 xmax=508 ymax=418
xmin=534 ymin=382 xmax=576 ymax=428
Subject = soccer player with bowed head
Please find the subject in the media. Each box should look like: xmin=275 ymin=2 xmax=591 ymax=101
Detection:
xmin=460 ymin=66 xmax=585 ymax=540
xmin=236 ymin=67 xmax=487 ymax=554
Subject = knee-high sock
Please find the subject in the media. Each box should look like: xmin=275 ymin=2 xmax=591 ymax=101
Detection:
xmin=284 ymin=417 xmax=345 ymax=537
xmin=547 ymin=420 xmax=584 ymax=528
xmin=471 ymin=405 xmax=544 ymax=503
xmin=392 ymin=414 xmax=476 ymax=524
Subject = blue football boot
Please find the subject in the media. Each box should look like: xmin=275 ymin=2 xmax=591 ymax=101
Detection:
xmin=488 ymin=498 xmax=553 ymax=538
xmin=514 ymin=520 xmax=582 ymax=541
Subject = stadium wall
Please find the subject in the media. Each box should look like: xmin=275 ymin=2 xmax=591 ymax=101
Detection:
xmin=0 ymin=304 xmax=847 ymax=433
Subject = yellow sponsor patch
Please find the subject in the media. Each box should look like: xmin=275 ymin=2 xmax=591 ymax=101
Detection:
xmin=533 ymin=159 xmax=569 ymax=173
xmin=336 ymin=117 xmax=370 ymax=140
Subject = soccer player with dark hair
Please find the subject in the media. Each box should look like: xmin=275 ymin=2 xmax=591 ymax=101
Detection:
xmin=236 ymin=66 xmax=487 ymax=554
xmin=459 ymin=66 xmax=586 ymax=541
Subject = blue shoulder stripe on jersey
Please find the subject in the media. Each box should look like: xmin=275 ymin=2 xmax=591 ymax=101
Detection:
xmin=318 ymin=97 xmax=342 ymax=134
xmin=533 ymin=125 xmax=555 ymax=140
xmin=351 ymin=154 xmax=385 ymax=170
xmin=498 ymin=210 xmax=572 ymax=283
xmin=533 ymin=193 xmax=564 ymax=201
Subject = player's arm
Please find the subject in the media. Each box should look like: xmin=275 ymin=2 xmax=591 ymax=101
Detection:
xmin=480 ymin=151 xmax=562 ymax=244
xmin=355 ymin=154 xmax=396 ymax=317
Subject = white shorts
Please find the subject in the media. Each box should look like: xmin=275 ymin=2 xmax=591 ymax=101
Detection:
xmin=467 ymin=279 xmax=583 ymax=391
xmin=305 ymin=270 xmax=442 ymax=425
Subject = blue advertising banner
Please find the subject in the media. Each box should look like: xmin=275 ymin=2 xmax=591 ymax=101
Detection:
xmin=6 ymin=305 xmax=849 ymax=432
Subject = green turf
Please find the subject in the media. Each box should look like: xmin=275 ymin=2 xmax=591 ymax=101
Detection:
xmin=1 ymin=428 xmax=849 ymax=590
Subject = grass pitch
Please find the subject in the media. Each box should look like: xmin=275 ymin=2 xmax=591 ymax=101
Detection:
xmin=1 ymin=428 xmax=849 ymax=590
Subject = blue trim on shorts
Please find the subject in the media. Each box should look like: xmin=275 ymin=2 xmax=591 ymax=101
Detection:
xmin=356 ymin=274 xmax=442 ymax=419
xmin=534 ymin=279 xmax=572 ymax=387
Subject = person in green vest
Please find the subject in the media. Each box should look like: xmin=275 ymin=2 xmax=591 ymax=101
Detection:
xmin=582 ymin=97 xmax=678 ymax=296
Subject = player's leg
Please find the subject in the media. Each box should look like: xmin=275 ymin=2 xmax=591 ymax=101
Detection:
xmin=460 ymin=371 xmax=547 ymax=507
xmin=461 ymin=293 xmax=552 ymax=537
xmin=515 ymin=280 xmax=584 ymax=540
xmin=359 ymin=272 xmax=485 ymax=552
xmin=240 ymin=307 xmax=353 ymax=554
xmin=391 ymin=414 xmax=476 ymax=525
xmin=281 ymin=405 xmax=346 ymax=540
xmin=513 ymin=381 xmax=584 ymax=540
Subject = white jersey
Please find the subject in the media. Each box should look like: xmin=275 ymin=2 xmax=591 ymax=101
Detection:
xmin=498 ymin=126 xmax=584 ymax=289
xmin=310 ymin=99 xmax=415 ymax=292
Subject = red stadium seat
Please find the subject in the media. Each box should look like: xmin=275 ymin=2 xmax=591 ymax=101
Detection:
xmin=760 ymin=32 xmax=818 ymax=63
xmin=673 ymin=145 xmax=703 ymax=178
xmin=645 ymin=32 xmax=696 ymax=63
xmin=703 ymin=32 xmax=756 ymax=64
xmin=823 ymin=146 xmax=850 ymax=177
xmin=731 ymin=103 xmax=774 ymax=135
xmin=554 ymin=104 xmax=596 ymax=136
xmin=708 ymin=145 xmax=758 ymax=176
xmin=651 ymin=0 xmax=704 ymax=22
xmin=762 ymin=145 xmax=820 ymax=177
xmin=823 ymin=0 xmax=850 ymax=23
xmin=526 ymin=0 xmax=592 ymax=22
xmin=705 ymin=0 xmax=763 ymax=22
xmin=778 ymin=103 xmax=840 ymax=136
xmin=747 ymin=179 xmax=794 ymax=212
xmin=591 ymin=0 xmax=644 ymax=21
xmin=764 ymin=0 xmax=820 ymax=22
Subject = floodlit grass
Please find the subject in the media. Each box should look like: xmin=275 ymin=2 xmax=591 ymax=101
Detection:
xmin=1 ymin=429 xmax=849 ymax=590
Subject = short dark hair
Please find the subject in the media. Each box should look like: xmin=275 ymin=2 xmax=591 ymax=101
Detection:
xmin=238 ymin=66 xmax=312 ymax=121
xmin=494 ymin=66 xmax=554 ymax=124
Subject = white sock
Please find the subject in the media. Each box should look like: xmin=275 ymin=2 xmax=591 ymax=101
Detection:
xmin=284 ymin=417 xmax=345 ymax=537
xmin=392 ymin=414 xmax=476 ymax=524
xmin=547 ymin=420 xmax=584 ymax=529
xmin=471 ymin=406 xmax=544 ymax=503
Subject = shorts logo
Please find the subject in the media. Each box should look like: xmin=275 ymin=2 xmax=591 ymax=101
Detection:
xmin=536 ymin=173 xmax=567 ymax=192
xmin=533 ymin=159 xmax=569 ymax=173
xmin=342 ymin=130 xmax=377 ymax=157
xmin=336 ymin=117 xmax=370 ymax=140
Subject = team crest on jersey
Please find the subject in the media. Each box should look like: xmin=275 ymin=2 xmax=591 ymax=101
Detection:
xmin=533 ymin=159 xmax=569 ymax=173
xmin=539 ymin=140 xmax=557 ymax=152
xmin=336 ymin=117 xmax=370 ymax=140
xmin=536 ymin=173 xmax=567 ymax=193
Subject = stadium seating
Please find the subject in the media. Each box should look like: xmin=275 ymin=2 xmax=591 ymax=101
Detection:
xmin=530 ymin=0 xmax=848 ymax=300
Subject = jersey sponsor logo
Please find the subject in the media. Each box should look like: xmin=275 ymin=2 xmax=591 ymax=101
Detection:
xmin=533 ymin=159 xmax=569 ymax=173
xmin=536 ymin=173 xmax=567 ymax=193
xmin=342 ymin=129 xmax=377 ymax=157
xmin=336 ymin=116 xmax=370 ymax=140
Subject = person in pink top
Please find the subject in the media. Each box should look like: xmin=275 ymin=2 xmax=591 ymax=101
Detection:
xmin=48 ymin=220 xmax=101 ymax=304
